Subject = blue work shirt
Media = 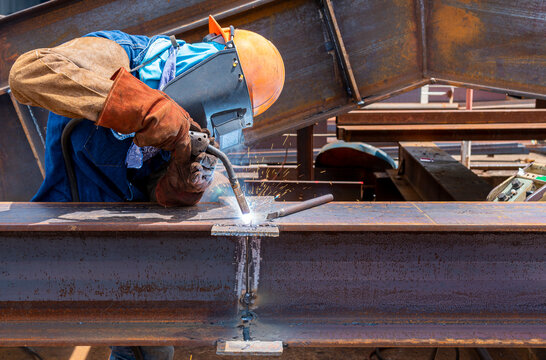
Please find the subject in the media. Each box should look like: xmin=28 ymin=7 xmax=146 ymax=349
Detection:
xmin=31 ymin=30 xmax=220 ymax=202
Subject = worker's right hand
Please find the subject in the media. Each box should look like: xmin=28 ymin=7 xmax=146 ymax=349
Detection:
xmin=154 ymin=125 xmax=218 ymax=207
xmin=97 ymin=67 xmax=215 ymax=206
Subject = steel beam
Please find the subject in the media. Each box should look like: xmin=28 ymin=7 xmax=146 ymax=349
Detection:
xmin=339 ymin=123 xmax=546 ymax=142
xmin=243 ymin=179 xmax=363 ymax=201
xmin=397 ymin=142 xmax=491 ymax=201
xmin=337 ymin=109 xmax=546 ymax=125
xmin=0 ymin=202 xmax=544 ymax=346
xmin=0 ymin=0 xmax=544 ymax=145
xmin=337 ymin=110 xmax=546 ymax=141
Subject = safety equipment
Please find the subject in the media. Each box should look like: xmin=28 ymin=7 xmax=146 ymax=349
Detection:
xmin=155 ymin=127 xmax=218 ymax=207
xmin=208 ymin=15 xmax=285 ymax=117
xmin=163 ymin=16 xmax=284 ymax=150
xmin=97 ymin=67 xmax=216 ymax=206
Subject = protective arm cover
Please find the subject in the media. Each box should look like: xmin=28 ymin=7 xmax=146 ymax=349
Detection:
xmin=8 ymin=37 xmax=130 ymax=121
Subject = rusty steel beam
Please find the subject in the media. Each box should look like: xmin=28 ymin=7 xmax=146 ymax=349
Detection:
xmin=338 ymin=123 xmax=546 ymax=142
xmin=397 ymin=142 xmax=492 ymax=201
xmin=337 ymin=109 xmax=546 ymax=125
xmin=0 ymin=0 xmax=544 ymax=146
xmin=337 ymin=109 xmax=546 ymax=141
xmin=0 ymin=202 xmax=544 ymax=346
xmin=243 ymin=179 xmax=363 ymax=201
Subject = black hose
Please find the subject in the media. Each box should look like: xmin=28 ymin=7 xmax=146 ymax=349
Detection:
xmin=20 ymin=347 xmax=44 ymax=360
xmin=369 ymin=348 xmax=387 ymax=360
xmin=61 ymin=118 xmax=85 ymax=202
xmin=131 ymin=346 xmax=145 ymax=360
xmin=205 ymin=144 xmax=237 ymax=182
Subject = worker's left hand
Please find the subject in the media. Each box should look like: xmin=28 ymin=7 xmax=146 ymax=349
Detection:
xmin=154 ymin=123 xmax=218 ymax=207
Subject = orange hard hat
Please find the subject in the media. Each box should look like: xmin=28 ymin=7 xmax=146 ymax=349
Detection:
xmin=208 ymin=15 xmax=285 ymax=117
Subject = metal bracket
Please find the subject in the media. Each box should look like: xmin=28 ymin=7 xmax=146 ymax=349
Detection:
xmin=217 ymin=340 xmax=283 ymax=356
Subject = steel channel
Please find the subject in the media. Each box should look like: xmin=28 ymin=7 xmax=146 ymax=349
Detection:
xmin=319 ymin=0 xmax=362 ymax=104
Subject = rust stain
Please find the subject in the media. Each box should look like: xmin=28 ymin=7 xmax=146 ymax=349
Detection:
xmin=433 ymin=1 xmax=484 ymax=61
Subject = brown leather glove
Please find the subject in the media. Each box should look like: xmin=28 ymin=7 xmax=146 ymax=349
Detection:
xmin=97 ymin=67 xmax=216 ymax=206
xmin=155 ymin=125 xmax=218 ymax=207
xmin=97 ymin=67 xmax=188 ymax=151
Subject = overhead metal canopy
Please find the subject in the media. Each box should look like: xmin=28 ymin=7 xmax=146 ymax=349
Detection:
xmin=0 ymin=0 xmax=544 ymax=144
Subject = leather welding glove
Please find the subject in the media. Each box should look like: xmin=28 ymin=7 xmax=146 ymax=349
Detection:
xmin=9 ymin=37 xmax=129 ymax=121
xmin=154 ymin=124 xmax=218 ymax=207
xmin=97 ymin=67 xmax=217 ymax=206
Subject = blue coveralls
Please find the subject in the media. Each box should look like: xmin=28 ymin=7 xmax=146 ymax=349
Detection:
xmin=31 ymin=30 xmax=222 ymax=360
xmin=32 ymin=30 xmax=222 ymax=203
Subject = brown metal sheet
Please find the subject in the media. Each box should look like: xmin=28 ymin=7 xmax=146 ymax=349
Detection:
xmin=332 ymin=0 xmax=423 ymax=100
xmin=0 ymin=0 xmax=544 ymax=146
xmin=426 ymin=0 xmax=546 ymax=99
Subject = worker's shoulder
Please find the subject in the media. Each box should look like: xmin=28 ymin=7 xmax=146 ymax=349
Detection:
xmin=83 ymin=30 xmax=161 ymax=68
xmin=83 ymin=30 xmax=151 ymax=51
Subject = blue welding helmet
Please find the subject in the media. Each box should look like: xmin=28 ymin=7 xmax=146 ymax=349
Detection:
xmin=162 ymin=31 xmax=253 ymax=150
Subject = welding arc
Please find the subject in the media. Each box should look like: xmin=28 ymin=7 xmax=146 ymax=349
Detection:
xmin=266 ymin=194 xmax=334 ymax=220
xmin=205 ymin=144 xmax=251 ymax=214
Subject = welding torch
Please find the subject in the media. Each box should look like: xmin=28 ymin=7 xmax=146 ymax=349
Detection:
xmin=189 ymin=131 xmax=250 ymax=215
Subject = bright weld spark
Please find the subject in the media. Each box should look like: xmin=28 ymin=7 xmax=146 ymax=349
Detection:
xmin=241 ymin=213 xmax=253 ymax=224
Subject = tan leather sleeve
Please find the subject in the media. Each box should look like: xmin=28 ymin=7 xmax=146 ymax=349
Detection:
xmin=9 ymin=37 xmax=130 ymax=121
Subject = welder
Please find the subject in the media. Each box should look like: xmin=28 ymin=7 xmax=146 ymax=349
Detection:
xmin=8 ymin=16 xmax=284 ymax=360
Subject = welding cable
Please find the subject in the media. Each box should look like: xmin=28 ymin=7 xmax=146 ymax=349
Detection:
xmin=131 ymin=346 xmax=145 ymax=360
xmin=368 ymin=348 xmax=387 ymax=360
xmin=20 ymin=347 xmax=45 ymax=360
xmin=61 ymin=118 xmax=85 ymax=202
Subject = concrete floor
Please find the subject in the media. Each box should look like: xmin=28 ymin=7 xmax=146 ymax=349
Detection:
xmin=1 ymin=346 xmax=544 ymax=360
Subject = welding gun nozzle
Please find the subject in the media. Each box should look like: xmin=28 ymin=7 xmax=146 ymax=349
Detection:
xmin=203 ymin=144 xmax=250 ymax=215
xmin=232 ymin=182 xmax=251 ymax=215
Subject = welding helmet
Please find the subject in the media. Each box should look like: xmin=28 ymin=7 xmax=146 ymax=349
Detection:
xmin=163 ymin=16 xmax=284 ymax=150
xmin=208 ymin=16 xmax=285 ymax=117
